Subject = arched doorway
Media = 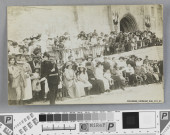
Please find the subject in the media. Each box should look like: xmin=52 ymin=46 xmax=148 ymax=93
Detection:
xmin=120 ymin=13 xmax=138 ymax=32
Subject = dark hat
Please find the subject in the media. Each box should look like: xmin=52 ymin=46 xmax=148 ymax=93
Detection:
xmin=110 ymin=31 xmax=115 ymax=35
xmin=119 ymin=57 xmax=124 ymax=60
xmin=68 ymin=55 xmax=73 ymax=59
xmin=32 ymin=54 xmax=41 ymax=59
xmin=43 ymin=52 xmax=50 ymax=58
xmin=12 ymin=42 xmax=18 ymax=46
xmin=8 ymin=40 xmax=14 ymax=43
xmin=96 ymin=62 xmax=103 ymax=67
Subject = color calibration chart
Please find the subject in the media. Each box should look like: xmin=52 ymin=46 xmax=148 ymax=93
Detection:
xmin=0 ymin=110 xmax=170 ymax=135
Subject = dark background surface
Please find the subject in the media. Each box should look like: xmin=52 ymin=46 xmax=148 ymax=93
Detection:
xmin=0 ymin=0 xmax=169 ymax=113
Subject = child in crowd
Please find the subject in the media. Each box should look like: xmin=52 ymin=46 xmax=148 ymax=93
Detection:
xmin=31 ymin=67 xmax=41 ymax=101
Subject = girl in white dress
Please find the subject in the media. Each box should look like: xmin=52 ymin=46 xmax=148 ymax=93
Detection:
xmin=31 ymin=67 xmax=41 ymax=100
xmin=77 ymin=65 xmax=92 ymax=96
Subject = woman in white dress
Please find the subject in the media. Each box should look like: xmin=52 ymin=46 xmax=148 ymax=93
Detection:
xmin=18 ymin=54 xmax=33 ymax=103
xmin=63 ymin=62 xmax=77 ymax=98
xmin=8 ymin=56 xmax=26 ymax=105
xmin=77 ymin=64 xmax=92 ymax=96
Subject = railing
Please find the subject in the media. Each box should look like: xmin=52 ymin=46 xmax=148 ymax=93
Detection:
xmin=46 ymin=39 xmax=162 ymax=62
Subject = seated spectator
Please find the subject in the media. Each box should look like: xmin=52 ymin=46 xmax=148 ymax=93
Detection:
xmin=125 ymin=64 xmax=137 ymax=86
xmin=102 ymin=57 xmax=111 ymax=72
xmin=152 ymin=63 xmax=160 ymax=82
xmin=104 ymin=69 xmax=113 ymax=91
xmin=136 ymin=58 xmax=143 ymax=67
xmin=86 ymin=62 xmax=105 ymax=94
xmin=77 ymin=64 xmax=92 ymax=95
xmin=144 ymin=64 xmax=155 ymax=84
xmin=95 ymin=62 xmax=110 ymax=91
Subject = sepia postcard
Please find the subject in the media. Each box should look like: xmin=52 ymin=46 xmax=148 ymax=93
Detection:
xmin=7 ymin=5 xmax=163 ymax=105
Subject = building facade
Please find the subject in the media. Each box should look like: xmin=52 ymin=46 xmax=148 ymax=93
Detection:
xmin=8 ymin=5 xmax=163 ymax=42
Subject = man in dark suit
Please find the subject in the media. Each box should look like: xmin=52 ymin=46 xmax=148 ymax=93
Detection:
xmin=47 ymin=55 xmax=60 ymax=105
xmin=40 ymin=52 xmax=52 ymax=100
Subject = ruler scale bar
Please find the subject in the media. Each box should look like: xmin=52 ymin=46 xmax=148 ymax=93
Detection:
xmin=0 ymin=110 xmax=170 ymax=135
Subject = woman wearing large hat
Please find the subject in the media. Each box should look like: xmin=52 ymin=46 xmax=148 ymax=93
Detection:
xmin=86 ymin=55 xmax=95 ymax=71
xmin=63 ymin=62 xmax=77 ymax=98
xmin=76 ymin=64 xmax=92 ymax=96
xmin=8 ymin=55 xmax=26 ymax=105
xmin=18 ymin=54 xmax=33 ymax=104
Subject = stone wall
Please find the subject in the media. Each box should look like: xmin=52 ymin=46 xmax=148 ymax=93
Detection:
xmin=8 ymin=5 xmax=163 ymax=42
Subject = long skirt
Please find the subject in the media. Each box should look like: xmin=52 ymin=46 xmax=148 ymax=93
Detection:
xmin=99 ymin=78 xmax=110 ymax=90
xmin=89 ymin=79 xmax=105 ymax=94
xmin=23 ymin=77 xmax=33 ymax=100
xmin=75 ymin=81 xmax=85 ymax=98
xmin=8 ymin=83 xmax=16 ymax=101
xmin=67 ymin=86 xmax=76 ymax=98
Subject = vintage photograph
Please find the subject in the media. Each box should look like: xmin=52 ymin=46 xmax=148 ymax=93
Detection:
xmin=7 ymin=5 xmax=163 ymax=105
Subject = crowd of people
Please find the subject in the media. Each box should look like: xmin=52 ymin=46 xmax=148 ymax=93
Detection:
xmin=8 ymin=30 xmax=162 ymax=62
xmin=8 ymin=30 xmax=163 ymax=105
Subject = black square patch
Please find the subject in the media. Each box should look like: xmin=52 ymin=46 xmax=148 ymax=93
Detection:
xmin=123 ymin=112 xmax=139 ymax=129
xmin=39 ymin=114 xmax=46 ymax=122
